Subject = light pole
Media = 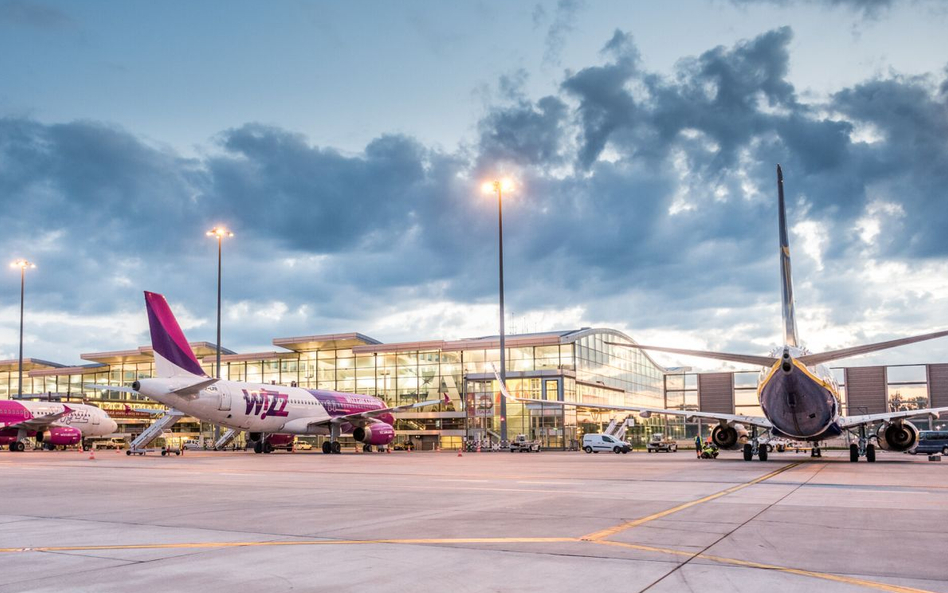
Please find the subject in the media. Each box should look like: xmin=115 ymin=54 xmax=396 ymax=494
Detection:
xmin=206 ymin=227 xmax=233 ymax=380
xmin=482 ymin=178 xmax=513 ymax=444
xmin=10 ymin=259 xmax=35 ymax=398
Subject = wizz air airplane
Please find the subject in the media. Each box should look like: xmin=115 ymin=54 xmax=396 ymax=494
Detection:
xmin=497 ymin=165 xmax=948 ymax=462
xmin=0 ymin=400 xmax=118 ymax=452
xmin=112 ymin=291 xmax=442 ymax=454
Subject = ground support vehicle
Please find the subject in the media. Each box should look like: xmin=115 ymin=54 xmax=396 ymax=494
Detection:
xmin=646 ymin=433 xmax=678 ymax=453
xmin=509 ymin=434 xmax=541 ymax=452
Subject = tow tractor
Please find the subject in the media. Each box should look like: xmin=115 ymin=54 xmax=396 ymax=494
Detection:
xmin=646 ymin=433 xmax=678 ymax=453
xmin=509 ymin=434 xmax=541 ymax=453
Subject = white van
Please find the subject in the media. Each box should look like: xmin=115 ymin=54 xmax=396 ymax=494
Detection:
xmin=583 ymin=433 xmax=630 ymax=454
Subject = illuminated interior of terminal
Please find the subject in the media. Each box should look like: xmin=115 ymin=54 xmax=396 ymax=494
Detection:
xmin=1 ymin=329 xmax=945 ymax=449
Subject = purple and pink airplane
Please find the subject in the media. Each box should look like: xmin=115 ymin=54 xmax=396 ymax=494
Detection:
xmin=1 ymin=400 xmax=118 ymax=452
xmin=112 ymin=292 xmax=442 ymax=454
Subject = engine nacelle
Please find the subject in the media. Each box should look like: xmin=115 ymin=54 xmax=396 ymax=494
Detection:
xmin=711 ymin=423 xmax=749 ymax=450
xmin=352 ymin=423 xmax=395 ymax=446
xmin=876 ymin=421 xmax=919 ymax=452
xmin=38 ymin=426 xmax=82 ymax=446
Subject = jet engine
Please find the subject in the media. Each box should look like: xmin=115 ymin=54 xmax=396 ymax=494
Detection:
xmin=37 ymin=426 xmax=82 ymax=446
xmin=876 ymin=421 xmax=919 ymax=452
xmin=352 ymin=423 xmax=395 ymax=446
xmin=711 ymin=423 xmax=749 ymax=450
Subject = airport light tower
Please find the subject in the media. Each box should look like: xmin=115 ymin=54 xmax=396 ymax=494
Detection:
xmin=206 ymin=226 xmax=233 ymax=380
xmin=10 ymin=259 xmax=35 ymax=397
xmin=482 ymin=178 xmax=513 ymax=444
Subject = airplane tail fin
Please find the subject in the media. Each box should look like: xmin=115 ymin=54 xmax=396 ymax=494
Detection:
xmin=777 ymin=165 xmax=799 ymax=348
xmin=144 ymin=291 xmax=208 ymax=379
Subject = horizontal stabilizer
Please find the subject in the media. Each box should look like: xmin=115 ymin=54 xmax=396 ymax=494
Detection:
xmin=171 ymin=378 xmax=219 ymax=397
xmin=604 ymin=342 xmax=776 ymax=367
xmin=84 ymin=384 xmax=140 ymax=394
xmin=798 ymin=329 xmax=948 ymax=366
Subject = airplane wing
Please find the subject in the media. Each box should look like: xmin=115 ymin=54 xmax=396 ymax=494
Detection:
xmin=488 ymin=364 xmax=772 ymax=429
xmin=837 ymin=407 xmax=948 ymax=429
xmin=309 ymin=399 xmax=444 ymax=429
xmin=603 ymin=342 xmax=775 ymax=367
xmin=1 ymin=406 xmax=73 ymax=432
xmin=797 ymin=329 xmax=948 ymax=366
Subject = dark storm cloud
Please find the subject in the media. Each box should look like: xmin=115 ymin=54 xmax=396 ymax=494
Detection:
xmin=730 ymin=0 xmax=897 ymax=18
xmin=0 ymin=0 xmax=74 ymax=29
xmin=3 ymin=26 xmax=948 ymax=361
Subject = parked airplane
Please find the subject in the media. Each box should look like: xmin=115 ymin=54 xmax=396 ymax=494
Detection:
xmin=0 ymin=400 xmax=118 ymax=451
xmin=101 ymin=291 xmax=442 ymax=454
xmin=496 ymin=165 xmax=948 ymax=462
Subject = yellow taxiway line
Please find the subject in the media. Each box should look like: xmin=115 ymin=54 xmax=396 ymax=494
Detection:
xmin=581 ymin=461 xmax=802 ymax=541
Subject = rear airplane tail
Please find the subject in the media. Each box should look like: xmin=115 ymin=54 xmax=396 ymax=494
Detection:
xmin=777 ymin=165 xmax=799 ymax=348
xmin=144 ymin=291 xmax=208 ymax=379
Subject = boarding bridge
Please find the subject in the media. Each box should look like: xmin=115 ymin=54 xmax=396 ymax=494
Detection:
xmin=214 ymin=428 xmax=239 ymax=450
xmin=607 ymin=416 xmax=635 ymax=440
xmin=604 ymin=418 xmax=619 ymax=436
xmin=129 ymin=409 xmax=185 ymax=452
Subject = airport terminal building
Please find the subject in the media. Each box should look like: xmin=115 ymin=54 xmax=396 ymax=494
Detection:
xmin=2 ymin=328 xmax=946 ymax=449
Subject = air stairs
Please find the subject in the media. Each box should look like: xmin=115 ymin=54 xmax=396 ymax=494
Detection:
xmin=214 ymin=428 xmax=240 ymax=450
xmin=129 ymin=408 xmax=185 ymax=453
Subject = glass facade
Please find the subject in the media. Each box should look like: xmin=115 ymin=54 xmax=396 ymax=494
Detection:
xmin=6 ymin=336 xmax=942 ymax=449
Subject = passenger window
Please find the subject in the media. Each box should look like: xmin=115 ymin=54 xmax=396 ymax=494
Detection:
xmin=603 ymin=436 xmax=614 ymax=443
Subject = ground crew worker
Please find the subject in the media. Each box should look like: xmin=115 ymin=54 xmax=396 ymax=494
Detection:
xmin=694 ymin=434 xmax=701 ymax=458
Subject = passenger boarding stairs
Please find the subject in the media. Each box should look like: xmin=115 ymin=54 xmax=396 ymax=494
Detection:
xmin=606 ymin=416 xmax=635 ymax=441
xmin=129 ymin=409 xmax=185 ymax=452
xmin=214 ymin=428 xmax=240 ymax=450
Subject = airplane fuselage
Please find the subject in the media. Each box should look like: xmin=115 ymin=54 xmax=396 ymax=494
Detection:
xmin=0 ymin=400 xmax=118 ymax=444
xmin=758 ymin=346 xmax=841 ymax=441
xmin=135 ymin=378 xmax=395 ymax=436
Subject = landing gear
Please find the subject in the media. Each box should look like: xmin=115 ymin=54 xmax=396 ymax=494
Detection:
xmin=254 ymin=441 xmax=263 ymax=454
xmin=744 ymin=426 xmax=768 ymax=461
xmin=810 ymin=446 xmax=822 ymax=458
xmin=849 ymin=426 xmax=872 ymax=462
xmin=14 ymin=441 xmax=25 ymax=452
xmin=331 ymin=441 xmax=342 ymax=454
xmin=322 ymin=441 xmax=332 ymax=454
xmin=363 ymin=444 xmax=372 ymax=453
xmin=263 ymin=441 xmax=274 ymax=454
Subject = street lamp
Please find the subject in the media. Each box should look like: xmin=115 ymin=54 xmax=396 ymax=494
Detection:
xmin=482 ymin=178 xmax=514 ymax=444
xmin=206 ymin=227 xmax=233 ymax=380
xmin=10 ymin=259 xmax=35 ymax=397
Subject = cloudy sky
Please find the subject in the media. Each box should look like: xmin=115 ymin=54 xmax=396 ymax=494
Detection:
xmin=2 ymin=0 xmax=948 ymax=371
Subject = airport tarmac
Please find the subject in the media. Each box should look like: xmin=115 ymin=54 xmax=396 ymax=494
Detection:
xmin=0 ymin=448 xmax=946 ymax=593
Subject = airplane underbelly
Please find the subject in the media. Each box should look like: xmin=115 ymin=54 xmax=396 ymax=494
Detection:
xmin=760 ymin=370 xmax=835 ymax=439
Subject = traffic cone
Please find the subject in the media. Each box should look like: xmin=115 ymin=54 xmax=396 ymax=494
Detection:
xmin=387 ymin=447 xmax=391 ymax=454
xmin=457 ymin=449 xmax=463 ymax=457
xmin=88 ymin=448 xmax=95 ymax=460
xmin=476 ymin=444 xmax=481 ymax=453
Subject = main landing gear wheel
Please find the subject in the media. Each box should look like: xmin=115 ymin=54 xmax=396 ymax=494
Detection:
xmin=850 ymin=444 xmax=859 ymax=462
xmin=14 ymin=441 xmax=25 ymax=452
xmin=263 ymin=442 xmax=274 ymax=454
xmin=811 ymin=447 xmax=822 ymax=458
xmin=758 ymin=447 xmax=768 ymax=461
xmin=584 ymin=446 xmax=593 ymax=454
xmin=743 ymin=444 xmax=753 ymax=461
xmin=363 ymin=444 xmax=371 ymax=453
xmin=866 ymin=444 xmax=876 ymax=462
xmin=253 ymin=441 xmax=263 ymax=454
xmin=331 ymin=441 xmax=342 ymax=454
xmin=322 ymin=442 xmax=332 ymax=454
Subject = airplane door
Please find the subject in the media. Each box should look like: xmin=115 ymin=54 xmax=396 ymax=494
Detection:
xmin=92 ymin=412 xmax=100 ymax=425
xmin=219 ymin=390 xmax=231 ymax=412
